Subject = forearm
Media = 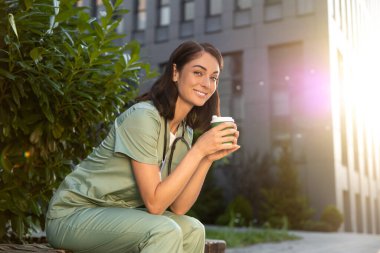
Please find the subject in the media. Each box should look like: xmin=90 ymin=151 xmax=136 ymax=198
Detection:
xmin=169 ymin=158 xmax=213 ymax=214
xmin=137 ymin=147 xmax=205 ymax=214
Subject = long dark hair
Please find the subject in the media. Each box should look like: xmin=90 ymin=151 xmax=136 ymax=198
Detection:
xmin=137 ymin=40 xmax=223 ymax=131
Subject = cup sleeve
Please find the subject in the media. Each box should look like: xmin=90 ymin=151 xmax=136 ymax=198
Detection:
xmin=114 ymin=108 xmax=160 ymax=165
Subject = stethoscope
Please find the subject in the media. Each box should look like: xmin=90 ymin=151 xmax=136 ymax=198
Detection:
xmin=163 ymin=119 xmax=191 ymax=174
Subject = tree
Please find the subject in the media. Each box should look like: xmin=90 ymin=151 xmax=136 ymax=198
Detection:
xmin=0 ymin=0 xmax=152 ymax=242
xmin=259 ymin=149 xmax=314 ymax=229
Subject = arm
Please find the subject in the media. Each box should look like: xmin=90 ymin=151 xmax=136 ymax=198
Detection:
xmin=169 ymin=128 xmax=240 ymax=214
xmin=133 ymin=122 xmax=240 ymax=215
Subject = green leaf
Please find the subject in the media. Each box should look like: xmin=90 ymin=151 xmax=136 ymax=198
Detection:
xmin=92 ymin=21 xmax=104 ymax=40
xmin=62 ymin=28 xmax=74 ymax=46
xmin=114 ymin=0 xmax=124 ymax=9
xmin=41 ymin=103 xmax=54 ymax=123
xmin=0 ymin=68 xmax=16 ymax=80
xmin=8 ymin=14 xmax=18 ymax=39
xmin=11 ymin=84 xmax=21 ymax=107
xmin=30 ymin=81 xmax=41 ymax=97
xmin=45 ymin=77 xmax=64 ymax=95
xmin=30 ymin=47 xmax=43 ymax=64
xmin=0 ymin=146 xmax=13 ymax=171
xmin=52 ymin=123 xmax=64 ymax=139
xmin=30 ymin=124 xmax=43 ymax=144
xmin=23 ymin=0 xmax=33 ymax=10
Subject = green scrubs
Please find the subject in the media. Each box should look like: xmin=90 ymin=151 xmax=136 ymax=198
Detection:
xmin=46 ymin=101 xmax=205 ymax=253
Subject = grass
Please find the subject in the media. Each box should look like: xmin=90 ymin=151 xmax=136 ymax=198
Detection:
xmin=205 ymin=226 xmax=300 ymax=248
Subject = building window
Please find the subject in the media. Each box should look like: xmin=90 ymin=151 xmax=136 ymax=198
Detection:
xmin=366 ymin=197 xmax=373 ymax=233
xmin=264 ymin=0 xmax=282 ymax=22
xmin=296 ymin=0 xmax=314 ymax=16
xmin=218 ymin=52 xmax=243 ymax=116
xmin=234 ymin=0 xmax=252 ymax=27
xmin=332 ymin=0 xmax=336 ymax=20
xmin=269 ymin=42 xmax=305 ymax=163
xmin=363 ymin=131 xmax=369 ymax=176
xmin=205 ymin=0 xmax=222 ymax=33
xmin=158 ymin=0 xmax=170 ymax=27
xmin=343 ymin=190 xmax=352 ymax=232
xmin=339 ymin=0 xmax=343 ymax=29
xmin=375 ymin=198 xmax=380 ymax=234
xmin=355 ymin=193 xmax=363 ymax=233
xmin=218 ymin=52 xmax=243 ymax=164
xmin=133 ymin=0 xmax=146 ymax=44
xmin=182 ymin=0 xmax=195 ymax=21
xmin=353 ymin=112 xmax=359 ymax=171
xmin=373 ymin=140 xmax=377 ymax=179
xmin=236 ymin=0 xmax=252 ymax=10
xmin=155 ymin=0 xmax=170 ymax=43
xmin=180 ymin=0 xmax=195 ymax=38
xmin=90 ymin=0 xmax=103 ymax=18
xmin=337 ymin=50 xmax=348 ymax=168
xmin=134 ymin=0 xmax=147 ymax=31
xmin=207 ymin=0 xmax=222 ymax=16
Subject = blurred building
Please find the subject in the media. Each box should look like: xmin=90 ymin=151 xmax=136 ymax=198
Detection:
xmin=83 ymin=0 xmax=380 ymax=234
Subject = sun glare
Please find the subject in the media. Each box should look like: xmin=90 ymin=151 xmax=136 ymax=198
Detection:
xmin=351 ymin=22 xmax=380 ymax=140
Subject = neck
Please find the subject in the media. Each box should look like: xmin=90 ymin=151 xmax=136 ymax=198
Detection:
xmin=170 ymin=98 xmax=192 ymax=133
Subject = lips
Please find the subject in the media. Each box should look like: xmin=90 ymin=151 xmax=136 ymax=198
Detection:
xmin=194 ymin=89 xmax=207 ymax=97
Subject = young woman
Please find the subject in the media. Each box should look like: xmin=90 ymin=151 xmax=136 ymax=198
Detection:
xmin=46 ymin=40 xmax=240 ymax=253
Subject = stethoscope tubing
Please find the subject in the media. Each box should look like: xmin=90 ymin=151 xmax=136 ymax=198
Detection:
xmin=164 ymin=119 xmax=191 ymax=174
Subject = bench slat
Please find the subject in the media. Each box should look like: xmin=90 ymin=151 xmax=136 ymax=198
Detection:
xmin=0 ymin=238 xmax=226 ymax=253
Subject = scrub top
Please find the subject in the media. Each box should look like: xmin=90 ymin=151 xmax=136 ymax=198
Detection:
xmin=46 ymin=101 xmax=193 ymax=219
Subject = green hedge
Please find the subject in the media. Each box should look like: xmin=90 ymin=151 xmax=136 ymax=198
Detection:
xmin=0 ymin=0 xmax=152 ymax=242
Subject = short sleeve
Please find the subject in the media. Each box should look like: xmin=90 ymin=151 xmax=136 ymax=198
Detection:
xmin=114 ymin=107 xmax=161 ymax=165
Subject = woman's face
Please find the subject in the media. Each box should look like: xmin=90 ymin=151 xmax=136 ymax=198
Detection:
xmin=173 ymin=52 xmax=220 ymax=109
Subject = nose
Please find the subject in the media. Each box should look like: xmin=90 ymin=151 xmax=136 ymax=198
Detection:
xmin=201 ymin=76 xmax=211 ymax=88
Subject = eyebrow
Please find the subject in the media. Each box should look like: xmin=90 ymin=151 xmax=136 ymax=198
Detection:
xmin=192 ymin=64 xmax=219 ymax=74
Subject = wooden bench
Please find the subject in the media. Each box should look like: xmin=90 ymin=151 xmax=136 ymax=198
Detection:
xmin=0 ymin=243 xmax=69 ymax=252
xmin=205 ymin=239 xmax=226 ymax=253
xmin=0 ymin=239 xmax=226 ymax=253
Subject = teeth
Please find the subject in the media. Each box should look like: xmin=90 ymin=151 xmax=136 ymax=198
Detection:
xmin=195 ymin=90 xmax=207 ymax=97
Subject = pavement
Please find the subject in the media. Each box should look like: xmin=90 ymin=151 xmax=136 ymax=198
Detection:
xmin=226 ymin=230 xmax=380 ymax=253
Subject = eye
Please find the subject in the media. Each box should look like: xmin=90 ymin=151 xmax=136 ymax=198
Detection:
xmin=210 ymin=76 xmax=219 ymax=82
xmin=194 ymin=71 xmax=203 ymax=76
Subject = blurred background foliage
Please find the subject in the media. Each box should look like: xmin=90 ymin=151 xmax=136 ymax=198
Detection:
xmin=0 ymin=0 xmax=343 ymax=244
xmin=192 ymin=149 xmax=343 ymax=232
xmin=0 ymin=0 xmax=152 ymax=242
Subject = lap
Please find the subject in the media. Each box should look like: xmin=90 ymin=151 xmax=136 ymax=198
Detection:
xmin=46 ymin=207 xmax=203 ymax=253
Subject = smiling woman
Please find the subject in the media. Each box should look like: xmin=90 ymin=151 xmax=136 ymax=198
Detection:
xmin=45 ymin=40 xmax=240 ymax=253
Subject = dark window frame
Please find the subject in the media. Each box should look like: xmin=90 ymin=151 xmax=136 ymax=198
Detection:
xmin=181 ymin=0 xmax=195 ymax=22
xmin=134 ymin=0 xmax=147 ymax=31
xmin=157 ymin=0 xmax=171 ymax=28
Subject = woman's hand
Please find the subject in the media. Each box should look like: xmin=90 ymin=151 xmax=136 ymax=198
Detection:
xmin=193 ymin=122 xmax=240 ymax=162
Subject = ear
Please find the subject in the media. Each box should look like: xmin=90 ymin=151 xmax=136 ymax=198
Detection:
xmin=172 ymin=64 xmax=179 ymax=82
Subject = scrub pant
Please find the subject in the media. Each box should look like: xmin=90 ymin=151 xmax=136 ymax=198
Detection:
xmin=46 ymin=207 xmax=205 ymax=253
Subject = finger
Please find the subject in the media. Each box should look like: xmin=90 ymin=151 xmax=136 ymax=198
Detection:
xmin=222 ymin=135 xmax=236 ymax=144
xmin=212 ymin=122 xmax=236 ymax=131
xmin=222 ymin=143 xmax=240 ymax=150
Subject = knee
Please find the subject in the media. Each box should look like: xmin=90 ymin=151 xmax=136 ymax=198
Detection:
xmin=189 ymin=216 xmax=205 ymax=238
xmin=180 ymin=215 xmax=205 ymax=239
xmin=152 ymin=217 xmax=183 ymax=240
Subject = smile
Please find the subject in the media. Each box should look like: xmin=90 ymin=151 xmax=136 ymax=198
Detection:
xmin=194 ymin=89 xmax=207 ymax=97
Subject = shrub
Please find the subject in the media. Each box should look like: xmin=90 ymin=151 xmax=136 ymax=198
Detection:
xmin=216 ymin=195 xmax=253 ymax=227
xmin=302 ymin=220 xmax=333 ymax=232
xmin=188 ymin=168 xmax=226 ymax=224
xmin=0 ymin=0 xmax=152 ymax=242
xmin=320 ymin=205 xmax=344 ymax=232
xmin=259 ymin=150 xmax=314 ymax=229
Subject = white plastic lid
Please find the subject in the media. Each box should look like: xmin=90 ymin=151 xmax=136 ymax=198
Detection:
xmin=210 ymin=115 xmax=234 ymax=123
